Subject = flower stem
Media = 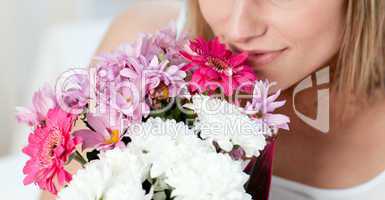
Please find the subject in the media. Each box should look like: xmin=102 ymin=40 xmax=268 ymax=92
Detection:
xmin=73 ymin=150 xmax=87 ymax=167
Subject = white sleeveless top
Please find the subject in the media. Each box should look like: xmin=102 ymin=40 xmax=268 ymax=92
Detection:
xmin=176 ymin=1 xmax=385 ymax=199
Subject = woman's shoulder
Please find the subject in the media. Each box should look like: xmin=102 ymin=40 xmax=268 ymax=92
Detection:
xmin=96 ymin=0 xmax=182 ymax=53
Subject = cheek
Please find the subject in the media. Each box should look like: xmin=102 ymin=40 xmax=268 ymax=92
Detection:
xmin=272 ymin=1 xmax=344 ymax=79
xmin=275 ymin=0 xmax=345 ymax=57
xmin=260 ymin=1 xmax=345 ymax=90
xmin=198 ymin=0 xmax=233 ymax=33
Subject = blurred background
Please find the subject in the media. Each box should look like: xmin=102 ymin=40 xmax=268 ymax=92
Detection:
xmin=0 ymin=0 xmax=136 ymax=197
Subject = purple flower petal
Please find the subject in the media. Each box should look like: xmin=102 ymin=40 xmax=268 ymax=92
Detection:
xmin=266 ymin=100 xmax=286 ymax=113
xmin=87 ymin=114 xmax=110 ymax=138
xmin=73 ymin=129 xmax=105 ymax=150
xmin=120 ymin=68 xmax=138 ymax=79
xmin=32 ymin=85 xmax=56 ymax=117
xmin=16 ymin=107 xmax=37 ymax=126
xmin=264 ymin=113 xmax=290 ymax=129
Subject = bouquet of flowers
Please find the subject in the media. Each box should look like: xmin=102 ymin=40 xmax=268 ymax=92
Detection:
xmin=17 ymin=23 xmax=290 ymax=200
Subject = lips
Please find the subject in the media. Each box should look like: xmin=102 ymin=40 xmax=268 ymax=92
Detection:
xmin=230 ymin=45 xmax=288 ymax=67
xmin=248 ymin=48 xmax=287 ymax=66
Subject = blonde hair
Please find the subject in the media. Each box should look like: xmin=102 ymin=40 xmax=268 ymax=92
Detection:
xmin=186 ymin=0 xmax=385 ymax=102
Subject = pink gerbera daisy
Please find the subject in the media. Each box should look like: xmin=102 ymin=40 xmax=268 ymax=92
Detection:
xmin=22 ymin=108 xmax=79 ymax=194
xmin=180 ymin=37 xmax=257 ymax=96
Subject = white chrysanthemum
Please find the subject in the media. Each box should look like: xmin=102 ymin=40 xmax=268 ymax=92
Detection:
xmin=191 ymin=95 xmax=267 ymax=157
xmin=165 ymin=153 xmax=252 ymax=200
xmin=103 ymin=176 xmax=150 ymax=200
xmin=58 ymin=118 xmax=252 ymax=200
xmin=57 ymin=148 xmax=152 ymax=200
xmin=128 ymin=117 xmax=213 ymax=178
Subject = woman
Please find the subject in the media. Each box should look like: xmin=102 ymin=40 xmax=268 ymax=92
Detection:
xmin=42 ymin=0 xmax=385 ymax=199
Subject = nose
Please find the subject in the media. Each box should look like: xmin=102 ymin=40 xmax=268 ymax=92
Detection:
xmin=227 ymin=0 xmax=267 ymax=43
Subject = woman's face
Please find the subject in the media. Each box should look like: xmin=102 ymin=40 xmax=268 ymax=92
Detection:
xmin=198 ymin=0 xmax=345 ymax=91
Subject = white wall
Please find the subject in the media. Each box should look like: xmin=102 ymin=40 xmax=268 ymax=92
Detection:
xmin=0 ymin=0 xmax=134 ymax=156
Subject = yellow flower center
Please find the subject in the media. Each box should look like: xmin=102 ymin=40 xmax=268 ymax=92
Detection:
xmin=162 ymin=87 xmax=169 ymax=98
xmin=105 ymin=129 xmax=120 ymax=144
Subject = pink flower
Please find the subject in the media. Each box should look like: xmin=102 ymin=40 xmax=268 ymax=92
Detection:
xmin=93 ymin=23 xmax=188 ymax=115
xmin=145 ymin=56 xmax=187 ymax=97
xmin=73 ymin=112 xmax=127 ymax=151
xmin=124 ymin=22 xmax=187 ymax=64
xmin=116 ymin=56 xmax=154 ymax=118
xmin=245 ymin=80 xmax=290 ymax=133
xmin=154 ymin=22 xmax=188 ymax=65
xmin=60 ymin=73 xmax=90 ymax=113
xmin=96 ymin=23 xmax=187 ymax=69
xmin=113 ymin=81 xmax=149 ymax=123
xmin=22 ymin=108 xmax=78 ymax=194
xmin=118 ymin=55 xmax=186 ymax=111
xmin=16 ymin=84 xmax=57 ymax=127
xmin=180 ymin=37 xmax=257 ymax=96
xmin=95 ymin=54 xmax=150 ymax=123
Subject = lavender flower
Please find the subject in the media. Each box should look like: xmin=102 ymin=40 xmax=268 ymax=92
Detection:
xmin=16 ymin=84 xmax=57 ymax=127
xmin=245 ymin=80 xmax=290 ymax=134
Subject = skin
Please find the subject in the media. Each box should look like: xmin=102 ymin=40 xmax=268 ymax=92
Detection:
xmin=198 ymin=0 xmax=385 ymax=189
xmin=42 ymin=0 xmax=385 ymax=199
